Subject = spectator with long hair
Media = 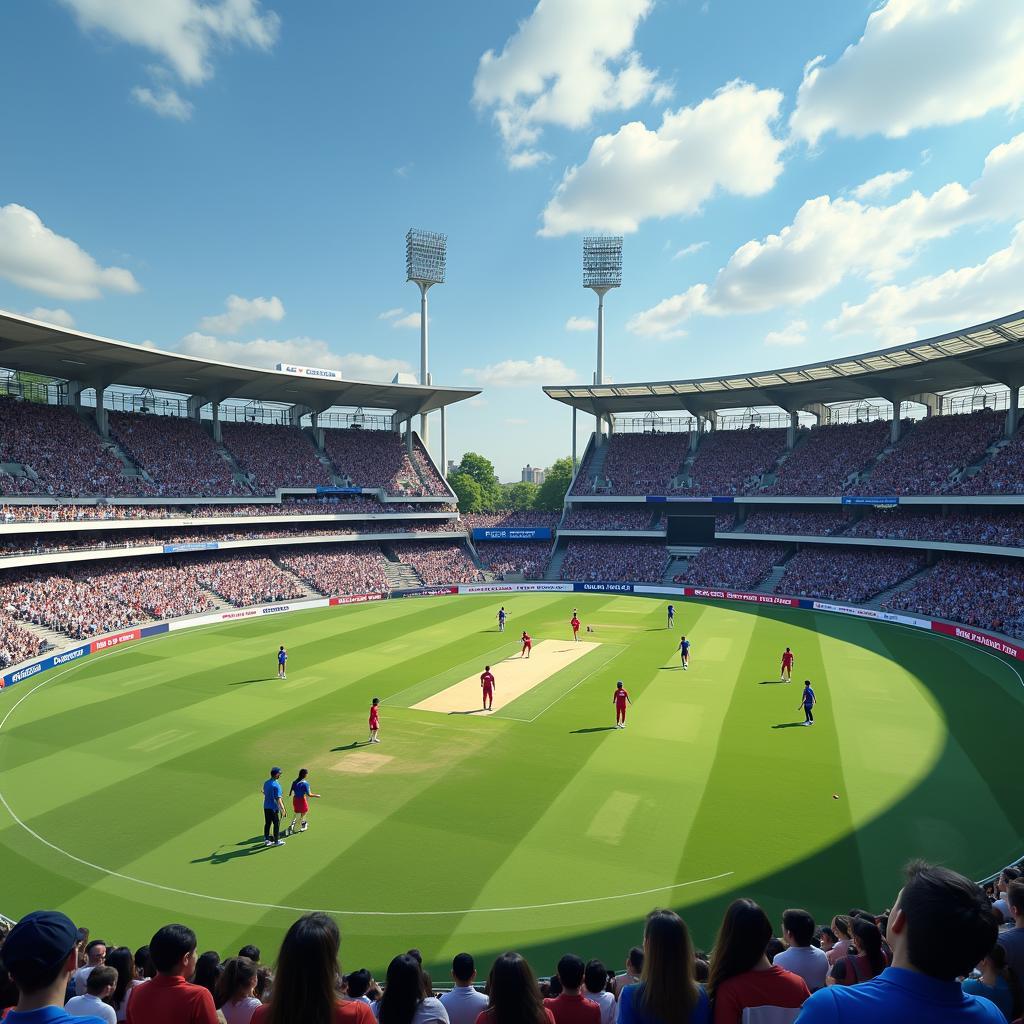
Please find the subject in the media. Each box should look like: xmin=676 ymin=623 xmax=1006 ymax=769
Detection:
xmin=376 ymin=955 xmax=448 ymax=1024
xmin=193 ymin=951 xmax=222 ymax=1000
xmin=103 ymin=947 xmax=143 ymax=1022
xmin=825 ymin=917 xmax=853 ymax=965
xmin=215 ymin=956 xmax=261 ymax=1024
xmin=827 ymin=918 xmax=887 ymax=986
xmin=477 ymin=953 xmax=554 ymax=1024
xmin=962 ymin=943 xmax=1022 ymax=1022
xmin=706 ymin=899 xmax=809 ymax=1023
xmin=617 ymin=908 xmax=709 ymax=1024
xmin=252 ymin=913 xmax=374 ymax=1024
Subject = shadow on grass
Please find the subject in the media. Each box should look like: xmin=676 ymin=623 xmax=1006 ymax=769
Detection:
xmin=570 ymin=726 xmax=618 ymax=734
xmin=448 ymin=709 xmax=488 ymax=716
xmin=191 ymin=835 xmax=268 ymax=866
xmin=229 ymin=678 xmax=270 ymax=686
xmin=772 ymin=722 xmax=809 ymax=729
xmin=659 ymin=666 xmax=684 ymax=671
xmin=330 ymin=740 xmax=371 ymax=752
xmin=759 ymin=679 xmax=790 ymax=685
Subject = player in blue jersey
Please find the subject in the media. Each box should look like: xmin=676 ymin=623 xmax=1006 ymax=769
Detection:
xmin=678 ymin=635 xmax=690 ymax=670
xmin=799 ymin=680 xmax=816 ymax=725
xmin=667 ymin=603 xmax=675 ymax=629
xmin=262 ymin=767 xmax=286 ymax=847
xmin=286 ymin=768 xmax=321 ymax=834
xmin=277 ymin=645 xmax=287 ymax=679
xmin=497 ymin=607 xmax=507 ymax=632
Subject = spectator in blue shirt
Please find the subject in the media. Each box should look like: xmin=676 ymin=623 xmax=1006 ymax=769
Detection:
xmin=796 ymin=860 xmax=1005 ymax=1023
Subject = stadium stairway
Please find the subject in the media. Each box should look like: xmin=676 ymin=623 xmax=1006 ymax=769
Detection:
xmin=16 ymin=619 xmax=66 ymax=652
xmin=543 ymin=544 xmax=568 ymax=581
xmin=270 ymin=557 xmax=323 ymax=599
xmin=212 ymin=443 xmax=254 ymax=491
xmin=756 ymin=563 xmax=790 ymax=594
xmin=380 ymin=547 xmax=423 ymax=589
xmin=864 ymin=564 xmax=934 ymax=610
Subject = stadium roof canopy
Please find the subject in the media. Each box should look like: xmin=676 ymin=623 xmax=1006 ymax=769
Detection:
xmin=0 ymin=310 xmax=480 ymax=417
xmin=543 ymin=310 xmax=1024 ymax=417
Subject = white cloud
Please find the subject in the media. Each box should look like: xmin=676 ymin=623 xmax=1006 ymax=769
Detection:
xmin=378 ymin=307 xmax=405 ymax=320
xmin=463 ymin=355 xmax=577 ymax=387
xmin=473 ymin=0 xmax=670 ymax=167
xmin=828 ymin=221 xmax=1024 ymax=342
xmin=60 ymin=0 xmax=280 ymax=85
xmin=764 ymin=319 xmax=808 ymax=347
xmin=179 ymin=332 xmax=413 ymax=380
xmin=790 ymin=0 xmax=1024 ymax=145
xmin=132 ymin=85 xmax=193 ymax=120
xmin=0 ymin=204 xmax=140 ymax=300
xmin=565 ymin=315 xmax=596 ymax=331
xmin=29 ymin=307 xmax=76 ymax=328
xmin=539 ymin=81 xmax=786 ymax=236
xmin=672 ymin=241 xmax=707 ymax=260
xmin=391 ymin=312 xmax=421 ymax=330
xmin=852 ymin=169 xmax=912 ymax=201
xmin=199 ymin=294 xmax=284 ymax=334
xmin=626 ymin=131 xmax=1024 ymax=338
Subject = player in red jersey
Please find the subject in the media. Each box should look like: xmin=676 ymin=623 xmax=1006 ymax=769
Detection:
xmin=781 ymin=646 xmax=795 ymax=682
xmin=480 ymin=665 xmax=496 ymax=710
xmin=570 ymin=614 xmax=581 ymax=642
xmin=613 ymin=681 xmax=631 ymax=729
xmin=520 ymin=631 xmax=532 ymax=658
xmin=368 ymin=697 xmax=381 ymax=743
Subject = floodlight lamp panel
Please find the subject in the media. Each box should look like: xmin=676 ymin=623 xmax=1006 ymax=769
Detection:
xmin=406 ymin=228 xmax=447 ymax=285
xmin=582 ymin=235 xmax=623 ymax=290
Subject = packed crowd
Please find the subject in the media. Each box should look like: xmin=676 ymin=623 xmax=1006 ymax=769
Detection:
xmin=739 ymin=511 xmax=852 ymax=537
xmin=4 ymin=859 xmax=1021 ymax=1024
xmin=959 ymin=428 xmax=1024 ymax=495
xmin=854 ymin=409 xmax=1003 ymax=496
xmin=277 ymin=545 xmax=390 ymax=597
xmin=411 ymin=438 xmax=452 ymax=497
xmin=574 ymin=432 xmax=690 ymax=495
xmin=108 ymin=413 xmax=249 ymax=498
xmin=323 ymin=429 xmax=434 ymax=497
xmin=849 ymin=510 xmax=1024 ymax=548
xmin=885 ymin=555 xmax=1024 ymax=638
xmin=0 ymin=614 xmax=44 ymax=668
xmin=763 ymin=420 xmax=892 ymax=496
xmin=0 ymin=397 xmax=146 ymax=498
xmin=461 ymin=512 xmax=560 ymax=530
xmin=676 ymin=543 xmax=785 ymax=589
xmin=776 ymin=547 xmax=925 ymax=604
xmin=474 ymin=541 xmax=551 ymax=580
xmin=197 ymin=552 xmax=306 ymax=607
xmin=559 ymin=539 xmax=669 ymax=583
xmin=394 ymin=542 xmax=484 ymax=585
xmin=221 ymin=423 xmax=334 ymax=493
xmin=562 ymin=508 xmax=658 ymax=530
xmin=676 ymin=427 xmax=789 ymax=497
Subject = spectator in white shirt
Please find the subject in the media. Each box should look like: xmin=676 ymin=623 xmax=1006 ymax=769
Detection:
xmin=582 ymin=961 xmax=614 ymax=1024
xmin=73 ymin=941 xmax=107 ymax=996
xmin=993 ymin=868 xmax=1021 ymax=924
xmin=66 ymin=965 xmax=117 ymax=1023
xmin=772 ymin=909 xmax=830 ymax=992
xmin=215 ymin=956 xmax=262 ymax=1024
xmin=438 ymin=954 xmax=488 ymax=1024
xmin=612 ymin=947 xmax=643 ymax=999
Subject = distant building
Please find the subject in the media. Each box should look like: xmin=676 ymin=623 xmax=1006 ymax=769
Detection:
xmin=521 ymin=464 xmax=545 ymax=484
xmin=447 ymin=459 xmax=459 ymax=476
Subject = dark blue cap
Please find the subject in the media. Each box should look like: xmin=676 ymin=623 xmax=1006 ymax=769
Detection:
xmin=1 ymin=910 xmax=78 ymax=972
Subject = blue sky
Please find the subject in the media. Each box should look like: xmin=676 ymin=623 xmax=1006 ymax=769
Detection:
xmin=1 ymin=0 xmax=1023 ymax=480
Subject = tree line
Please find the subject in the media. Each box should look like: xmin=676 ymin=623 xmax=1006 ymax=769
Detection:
xmin=448 ymin=452 xmax=573 ymax=513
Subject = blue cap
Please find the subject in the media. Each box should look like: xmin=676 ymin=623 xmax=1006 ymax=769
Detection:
xmin=1 ymin=910 xmax=78 ymax=972
xmin=271 ymin=766 xmax=282 ymax=775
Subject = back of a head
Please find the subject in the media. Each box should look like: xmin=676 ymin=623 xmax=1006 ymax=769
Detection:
xmin=583 ymin=960 xmax=606 ymax=995
xmin=898 ymin=860 xmax=997 ymax=980
xmin=86 ymin=965 xmax=117 ymax=996
xmin=487 ymin=952 xmax=545 ymax=1024
xmin=628 ymin=946 xmax=644 ymax=974
xmin=379 ymin=954 xmax=426 ymax=1024
xmin=148 ymin=924 xmax=197 ymax=974
xmin=1008 ymin=880 xmax=1024 ymax=918
xmin=452 ymin=953 xmax=475 ymax=984
xmin=215 ymin=956 xmax=258 ymax=1008
xmin=265 ymin=912 xmax=340 ymax=1024
xmin=707 ymin=899 xmax=772 ymax=1000
xmin=556 ymin=954 xmax=584 ymax=990
xmin=782 ymin=909 xmax=815 ymax=948
xmin=639 ymin=908 xmax=698 ymax=1023
xmin=104 ymin=948 xmax=136 ymax=1009
xmin=134 ymin=945 xmax=155 ymax=979
xmin=238 ymin=944 xmax=261 ymax=963
xmin=851 ymin=919 xmax=885 ymax=975
xmin=347 ymin=968 xmax=372 ymax=998
xmin=193 ymin=951 xmax=222 ymax=993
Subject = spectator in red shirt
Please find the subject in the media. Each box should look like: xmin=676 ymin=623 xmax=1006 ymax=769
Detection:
xmin=706 ymin=899 xmax=810 ymax=1024
xmin=252 ymin=913 xmax=375 ymax=1024
xmin=476 ymin=953 xmax=555 ymax=1024
xmin=125 ymin=924 xmax=218 ymax=1024
xmin=543 ymin=955 xmax=599 ymax=1024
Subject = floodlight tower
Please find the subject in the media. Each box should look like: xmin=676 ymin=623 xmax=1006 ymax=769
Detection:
xmin=583 ymin=235 xmax=623 ymax=443
xmin=406 ymin=228 xmax=447 ymax=451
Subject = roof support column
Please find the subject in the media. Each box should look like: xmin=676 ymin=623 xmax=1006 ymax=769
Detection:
xmin=309 ymin=411 xmax=324 ymax=452
xmin=187 ymin=395 xmax=205 ymax=422
xmin=405 ymin=418 xmax=413 ymax=455
xmin=1005 ymin=383 xmax=1021 ymax=437
xmin=787 ymin=411 xmax=799 ymax=450
xmin=440 ymin=405 xmax=447 ymax=479
xmin=94 ymin=387 xmax=108 ymax=438
xmin=706 ymin=410 xmax=718 ymax=432
xmin=907 ymin=392 xmax=942 ymax=417
xmin=572 ymin=406 xmax=578 ymax=471
xmin=210 ymin=401 xmax=222 ymax=443
xmin=801 ymin=403 xmax=830 ymax=426
xmin=689 ymin=425 xmax=699 ymax=453
xmin=889 ymin=400 xmax=904 ymax=444
xmin=66 ymin=380 xmax=85 ymax=412
xmin=287 ymin=404 xmax=311 ymax=428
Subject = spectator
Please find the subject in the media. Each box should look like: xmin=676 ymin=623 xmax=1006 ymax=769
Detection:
xmin=477 ymin=952 xmax=554 ymax=1024
xmin=66 ymin=966 xmax=117 ymax=1024
xmin=617 ymin=909 xmax=709 ymax=1024
xmin=560 ymin=540 xmax=668 ymax=584
xmin=376 ymin=955 xmax=448 ymax=1024
xmin=678 ymin=543 xmax=784 ymax=590
xmin=252 ymin=913 xmax=375 ymax=1024
xmin=542 ymin=955 xmax=599 ymax=1024
xmin=992 ymin=869 xmax=1021 ymax=924
xmin=395 ymin=542 xmax=483 ymax=586
xmin=439 ymin=954 xmax=487 ymax=1024
xmin=133 ymin=947 xmax=154 ymax=981
xmin=237 ymin=946 xmax=261 ymax=966
xmin=774 ymin=910 xmax=830 ymax=992
xmin=612 ymin=948 xmax=644 ymax=999
xmin=706 ymin=898 xmax=810 ymax=1023
xmin=961 ymin=943 xmax=1022 ymax=1023
xmin=125 ymin=923 xmax=218 ymax=1024
xmin=0 ymin=910 xmax=108 ymax=1024
xmin=103 ymin=947 xmax=142 ymax=1022
xmin=796 ymin=860 xmax=1003 ymax=1023
xmin=74 ymin=941 xmax=108 ymax=996
xmin=192 ymin=952 xmax=222 ymax=1000
xmin=825 ymin=918 xmax=852 ymax=966
xmin=827 ymin=918 xmax=886 ymax=986
xmin=998 ymin=881 xmax=1024 ymax=982
xmin=345 ymin=969 xmax=377 ymax=1006
xmin=215 ymin=957 xmax=261 ymax=1024
xmin=581 ymin=962 xmax=614 ymax=1024
xmin=815 ymin=929 xmax=836 ymax=958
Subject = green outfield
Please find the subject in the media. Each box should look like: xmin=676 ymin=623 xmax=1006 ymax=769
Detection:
xmin=1 ymin=593 xmax=1021 ymax=976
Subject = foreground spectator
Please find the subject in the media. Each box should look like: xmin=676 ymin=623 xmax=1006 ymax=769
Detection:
xmin=581 ymin=961 xmax=614 ymax=1024
xmin=215 ymin=956 xmax=261 ymax=1024
xmin=477 ymin=953 xmax=555 ymax=1024
xmin=66 ymin=966 xmax=117 ymax=1023
xmin=376 ymin=954 xmax=448 ymax=1024
xmin=0 ymin=910 xmax=108 ymax=1024
xmin=252 ymin=913 xmax=375 ymax=1024
xmin=125 ymin=924 xmax=218 ymax=1024
xmin=617 ymin=909 xmax=709 ymax=1024
xmin=961 ymin=943 xmax=1022 ymax=1022
xmin=999 ymin=880 xmax=1024 ymax=982
xmin=707 ymin=898 xmax=810 ymax=1023
xmin=103 ymin=947 xmax=142 ymax=1022
xmin=438 ymin=954 xmax=487 ymax=1024
xmin=796 ymin=861 xmax=1003 ymax=1023
xmin=774 ymin=909 xmax=829 ymax=993
xmin=543 ymin=955 xmax=598 ymax=1024
xmin=611 ymin=947 xmax=643 ymax=999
